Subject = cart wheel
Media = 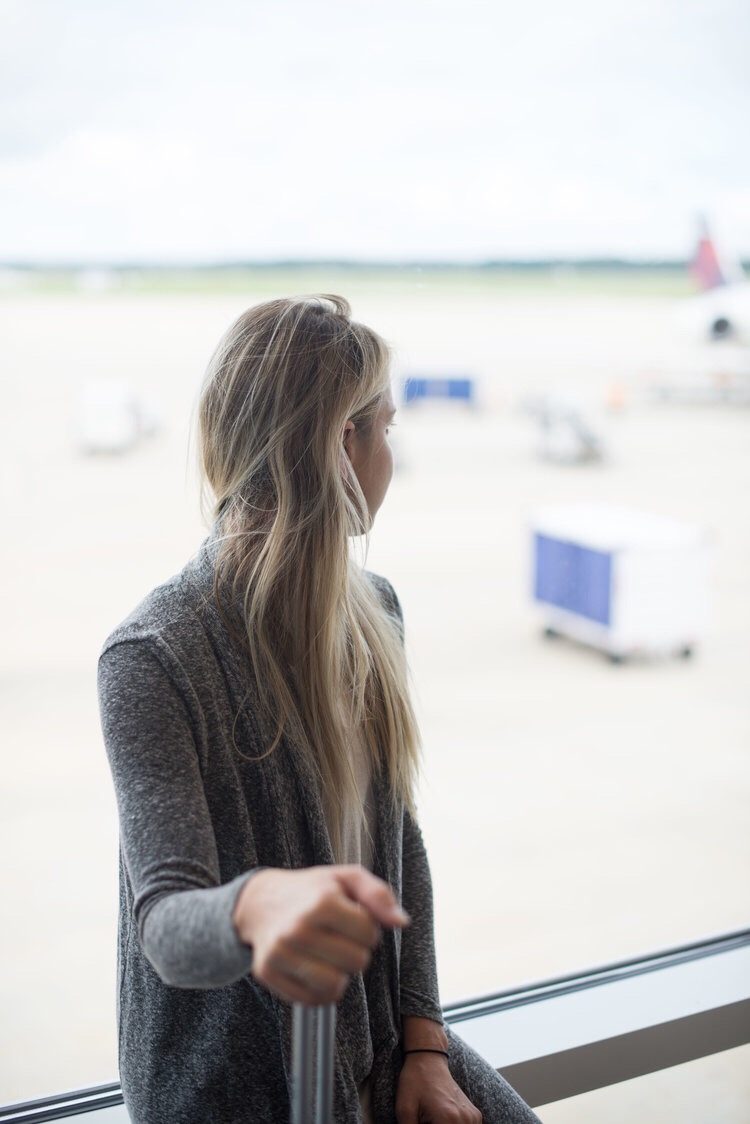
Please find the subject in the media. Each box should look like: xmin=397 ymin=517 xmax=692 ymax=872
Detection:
xmin=609 ymin=652 xmax=625 ymax=665
xmin=679 ymin=646 xmax=693 ymax=660
xmin=543 ymin=626 xmax=558 ymax=640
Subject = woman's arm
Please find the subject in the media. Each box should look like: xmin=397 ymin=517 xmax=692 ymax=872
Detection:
xmin=100 ymin=639 xmax=408 ymax=996
xmin=399 ymin=809 xmax=443 ymax=1022
xmin=99 ymin=639 xmax=256 ymax=988
xmin=397 ymin=812 xmax=482 ymax=1122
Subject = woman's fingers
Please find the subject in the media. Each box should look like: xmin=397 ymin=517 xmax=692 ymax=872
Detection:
xmin=286 ymin=925 xmax=373 ymax=976
xmin=235 ymin=864 xmax=409 ymax=1005
xmin=267 ymin=920 xmax=375 ymax=1003
xmin=268 ymin=946 xmax=351 ymax=1004
xmin=309 ymin=891 xmax=381 ymax=950
xmin=262 ymin=960 xmax=342 ymax=1007
xmin=334 ymin=865 xmax=411 ymax=930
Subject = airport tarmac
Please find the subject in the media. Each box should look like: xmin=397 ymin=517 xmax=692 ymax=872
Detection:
xmin=1 ymin=282 xmax=748 ymax=1118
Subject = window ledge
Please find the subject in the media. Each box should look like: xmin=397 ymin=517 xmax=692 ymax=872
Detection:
xmin=445 ymin=929 xmax=750 ymax=1106
xmin=2 ymin=930 xmax=749 ymax=1120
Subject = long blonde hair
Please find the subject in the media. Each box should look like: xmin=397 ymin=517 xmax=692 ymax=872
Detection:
xmin=198 ymin=295 xmax=420 ymax=849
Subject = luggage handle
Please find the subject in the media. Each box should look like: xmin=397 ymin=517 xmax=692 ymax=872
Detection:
xmin=291 ymin=1003 xmax=336 ymax=1124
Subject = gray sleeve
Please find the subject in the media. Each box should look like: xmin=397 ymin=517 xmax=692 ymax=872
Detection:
xmin=399 ymin=809 xmax=444 ymax=1024
xmin=98 ymin=639 xmax=256 ymax=988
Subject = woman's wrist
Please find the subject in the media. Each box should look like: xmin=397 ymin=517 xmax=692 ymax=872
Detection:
xmin=401 ymin=1048 xmax=450 ymax=1071
xmin=401 ymin=1015 xmax=449 ymax=1053
xmin=403 ymin=1048 xmax=449 ymax=1060
xmin=231 ymin=868 xmax=271 ymax=946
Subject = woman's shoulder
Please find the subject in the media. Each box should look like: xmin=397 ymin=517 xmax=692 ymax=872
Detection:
xmin=101 ymin=538 xmax=217 ymax=659
xmin=365 ymin=571 xmax=404 ymax=630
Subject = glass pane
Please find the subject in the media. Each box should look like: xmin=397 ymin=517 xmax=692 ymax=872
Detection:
xmin=364 ymin=279 xmax=750 ymax=1003
xmin=536 ymin=1044 xmax=750 ymax=1124
xmin=3 ymin=0 xmax=749 ymax=1106
xmin=2 ymin=275 xmax=749 ymax=1104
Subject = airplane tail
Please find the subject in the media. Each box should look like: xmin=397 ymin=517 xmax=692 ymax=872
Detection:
xmin=689 ymin=218 xmax=744 ymax=291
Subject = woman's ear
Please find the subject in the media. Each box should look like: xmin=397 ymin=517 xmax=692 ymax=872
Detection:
xmin=342 ymin=419 xmax=356 ymax=462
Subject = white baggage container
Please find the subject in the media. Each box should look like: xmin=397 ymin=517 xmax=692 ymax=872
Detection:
xmin=530 ymin=504 xmax=713 ymax=661
xmin=75 ymin=379 xmax=141 ymax=454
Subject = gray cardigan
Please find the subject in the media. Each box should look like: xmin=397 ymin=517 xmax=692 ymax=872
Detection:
xmin=99 ymin=535 xmax=443 ymax=1123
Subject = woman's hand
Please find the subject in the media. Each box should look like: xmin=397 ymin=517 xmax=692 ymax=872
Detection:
xmin=233 ymin=864 xmax=409 ymax=1005
xmin=395 ymin=1053 xmax=482 ymax=1123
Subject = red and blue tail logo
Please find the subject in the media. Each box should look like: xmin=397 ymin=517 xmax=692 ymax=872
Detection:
xmin=690 ymin=234 xmax=726 ymax=291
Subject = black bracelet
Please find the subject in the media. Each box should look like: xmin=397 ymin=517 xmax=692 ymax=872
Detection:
xmin=403 ymin=1048 xmax=450 ymax=1058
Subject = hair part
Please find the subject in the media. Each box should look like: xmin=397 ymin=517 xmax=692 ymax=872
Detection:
xmin=197 ymin=295 xmax=420 ymax=853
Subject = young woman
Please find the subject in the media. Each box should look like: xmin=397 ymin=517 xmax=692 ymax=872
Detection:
xmin=99 ymin=295 xmax=540 ymax=1123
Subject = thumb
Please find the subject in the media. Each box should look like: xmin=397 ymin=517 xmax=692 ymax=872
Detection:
xmin=334 ymin=866 xmax=410 ymax=929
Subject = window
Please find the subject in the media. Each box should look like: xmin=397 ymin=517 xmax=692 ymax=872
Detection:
xmin=2 ymin=0 xmax=748 ymax=1113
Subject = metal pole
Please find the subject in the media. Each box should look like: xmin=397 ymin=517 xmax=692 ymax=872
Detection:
xmin=315 ymin=1005 xmax=336 ymax=1124
xmin=291 ymin=1004 xmax=315 ymax=1124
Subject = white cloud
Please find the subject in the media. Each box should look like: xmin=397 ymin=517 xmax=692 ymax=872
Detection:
xmin=0 ymin=0 xmax=748 ymax=260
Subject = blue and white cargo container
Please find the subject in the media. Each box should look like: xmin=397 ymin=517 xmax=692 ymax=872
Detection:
xmin=531 ymin=505 xmax=712 ymax=661
xmin=402 ymin=374 xmax=476 ymax=407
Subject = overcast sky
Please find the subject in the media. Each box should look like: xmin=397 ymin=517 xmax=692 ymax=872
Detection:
xmin=2 ymin=0 xmax=749 ymax=262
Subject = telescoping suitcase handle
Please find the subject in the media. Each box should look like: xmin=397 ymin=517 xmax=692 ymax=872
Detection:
xmin=291 ymin=1003 xmax=336 ymax=1124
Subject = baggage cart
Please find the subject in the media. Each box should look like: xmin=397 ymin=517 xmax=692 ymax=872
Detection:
xmin=530 ymin=504 xmax=712 ymax=662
